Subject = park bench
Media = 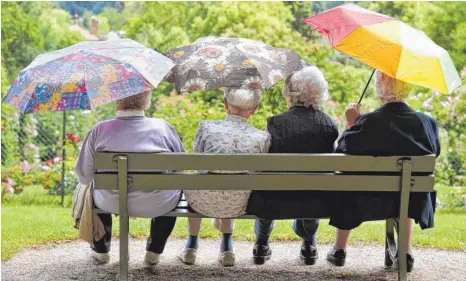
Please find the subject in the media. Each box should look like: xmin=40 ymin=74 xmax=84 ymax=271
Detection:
xmin=93 ymin=152 xmax=436 ymax=281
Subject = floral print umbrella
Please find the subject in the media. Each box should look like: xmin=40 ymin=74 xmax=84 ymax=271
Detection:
xmin=3 ymin=39 xmax=174 ymax=114
xmin=164 ymin=36 xmax=308 ymax=93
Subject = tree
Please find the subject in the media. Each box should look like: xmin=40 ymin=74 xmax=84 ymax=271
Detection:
xmin=39 ymin=9 xmax=83 ymax=51
xmin=99 ymin=7 xmax=126 ymax=31
xmin=1 ymin=2 xmax=44 ymax=80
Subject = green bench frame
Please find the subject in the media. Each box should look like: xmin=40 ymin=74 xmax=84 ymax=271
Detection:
xmin=93 ymin=152 xmax=436 ymax=281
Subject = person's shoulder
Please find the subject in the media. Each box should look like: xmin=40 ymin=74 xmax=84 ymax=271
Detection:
xmin=314 ymin=109 xmax=338 ymax=126
xmin=194 ymin=120 xmax=223 ymax=135
xmin=355 ymin=110 xmax=380 ymax=123
xmin=414 ymin=111 xmax=439 ymax=127
xmin=247 ymin=124 xmax=271 ymax=141
xmin=268 ymin=110 xmax=291 ymax=122
xmin=145 ymin=117 xmax=173 ymax=128
xmin=143 ymin=118 xmax=180 ymax=135
xmin=91 ymin=119 xmax=116 ymax=132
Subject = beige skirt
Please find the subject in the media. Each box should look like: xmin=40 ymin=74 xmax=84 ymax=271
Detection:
xmin=184 ymin=190 xmax=250 ymax=218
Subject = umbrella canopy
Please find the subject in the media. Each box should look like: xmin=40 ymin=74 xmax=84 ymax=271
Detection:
xmin=303 ymin=3 xmax=461 ymax=94
xmin=164 ymin=36 xmax=308 ymax=93
xmin=3 ymin=39 xmax=174 ymax=114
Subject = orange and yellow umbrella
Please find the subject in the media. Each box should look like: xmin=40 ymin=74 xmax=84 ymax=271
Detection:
xmin=304 ymin=3 xmax=461 ymax=95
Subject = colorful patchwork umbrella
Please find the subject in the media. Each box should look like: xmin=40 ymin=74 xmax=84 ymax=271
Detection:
xmin=164 ymin=36 xmax=308 ymax=93
xmin=3 ymin=39 xmax=174 ymax=114
xmin=303 ymin=3 xmax=462 ymax=100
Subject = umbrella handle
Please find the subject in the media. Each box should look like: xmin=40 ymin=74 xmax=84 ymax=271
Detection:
xmin=358 ymin=69 xmax=376 ymax=104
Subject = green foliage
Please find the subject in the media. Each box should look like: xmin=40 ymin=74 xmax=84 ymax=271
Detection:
xmin=39 ymin=9 xmax=83 ymax=51
xmin=411 ymin=70 xmax=466 ymax=186
xmin=98 ymin=7 xmax=126 ymax=31
xmin=1 ymin=2 xmax=43 ymax=77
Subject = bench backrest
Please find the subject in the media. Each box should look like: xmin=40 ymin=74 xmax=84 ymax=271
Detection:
xmin=93 ymin=153 xmax=436 ymax=192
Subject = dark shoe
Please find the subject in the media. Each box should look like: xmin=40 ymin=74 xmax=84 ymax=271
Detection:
xmin=326 ymin=248 xmax=346 ymax=266
xmin=393 ymin=253 xmax=414 ymax=273
xmin=253 ymin=244 xmax=272 ymax=265
xmin=406 ymin=254 xmax=414 ymax=272
xmin=300 ymin=245 xmax=318 ymax=265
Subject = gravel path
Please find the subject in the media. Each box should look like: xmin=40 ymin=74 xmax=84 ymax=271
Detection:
xmin=2 ymin=239 xmax=466 ymax=281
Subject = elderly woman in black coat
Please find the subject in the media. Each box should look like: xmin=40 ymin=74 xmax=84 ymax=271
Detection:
xmin=250 ymin=66 xmax=339 ymax=265
xmin=326 ymin=70 xmax=441 ymax=272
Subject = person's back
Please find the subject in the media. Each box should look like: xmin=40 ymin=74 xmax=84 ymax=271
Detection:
xmin=250 ymin=66 xmax=339 ymax=266
xmin=197 ymin=115 xmax=270 ymax=155
xmin=75 ymin=91 xmax=185 ymax=265
xmin=180 ymin=88 xmax=270 ymax=267
xmin=337 ymin=102 xmax=440 ymax=157
xmin=326 ymin=71 xmax=441 ymax=272
xmin=78 ymin=116 xmax=184 ymax=217
xmin=267 ymin=106 xmax=337 ymax=154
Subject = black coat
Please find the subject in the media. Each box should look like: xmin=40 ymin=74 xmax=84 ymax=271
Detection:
xmin=246 ymin=106 xmax=339 ymax=219
xmin=331 ymin=102 xmax=440 ymax=230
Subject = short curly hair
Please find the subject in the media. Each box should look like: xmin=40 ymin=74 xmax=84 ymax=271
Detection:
xmin=375 ymin=70 xmax=411 ymax=101
xmin=282 ymin=66 xmax=329 ymax=109
xmin=116 ymin=91 xmax=152 ymax=111
xmin=223 ymin=88 xmax=262 ymax=110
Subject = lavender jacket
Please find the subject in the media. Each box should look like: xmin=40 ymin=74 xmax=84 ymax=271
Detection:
xmin=75 ymin=111 xmax=185 ymax=218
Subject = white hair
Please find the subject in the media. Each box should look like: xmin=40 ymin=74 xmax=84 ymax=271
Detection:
xmin=375 ymin=70 xmax=411 ymax=101
xmin=223 ymin=88 xmax=262 ymax=110
xmin=282 ymin=66 xmax=329 ymax=108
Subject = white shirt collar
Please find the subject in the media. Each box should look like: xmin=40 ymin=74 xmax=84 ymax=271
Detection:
xmin=116 ymin=110 xmax=145 ymax=118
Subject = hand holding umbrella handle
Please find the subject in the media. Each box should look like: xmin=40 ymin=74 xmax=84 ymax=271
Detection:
xmin=357 ymin=69 xmax=376 ymax=105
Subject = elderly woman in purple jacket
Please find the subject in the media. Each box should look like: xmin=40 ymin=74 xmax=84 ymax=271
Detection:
xmin=75 ymin=90 xmax=185 ymax=265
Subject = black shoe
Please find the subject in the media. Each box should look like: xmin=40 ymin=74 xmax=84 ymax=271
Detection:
xmin=326 ymin=248 xmax=346 ymax=266
xmin=253 ymin=244 xmax=272 ymax=265
xmin=300 ymin=245 xmax=318 ymax=265
xmin=407 ymin=254 xmax=414 ymax=272
xmin=393 ymin=253 xmax=414 ymax=273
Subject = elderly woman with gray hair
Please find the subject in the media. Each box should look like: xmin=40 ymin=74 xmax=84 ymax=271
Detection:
xmin=180 ymin=88 xmax=270 ymax=267
xmin=75 ymin=91 xmax=185 ymax=265
xmin=327 ymin=70 xmax=440 ymax=272
xmin=250 ymin=66 xmax=339 ymax=266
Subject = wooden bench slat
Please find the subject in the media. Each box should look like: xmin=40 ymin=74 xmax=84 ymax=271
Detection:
xmin=94 ymin=173 xmax=435 ymax=192
xmin=94 ymin=153 xmax=436 ymax=173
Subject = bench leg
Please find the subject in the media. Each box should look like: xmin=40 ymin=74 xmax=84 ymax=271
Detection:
xmin=117 ymin=156 xmax=129 ymax=281
xmin=398 ymin=159 xmax=412 ymax=281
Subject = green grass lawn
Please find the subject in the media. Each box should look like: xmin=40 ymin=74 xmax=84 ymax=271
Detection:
xmin=2 ymin=204 xmax=465 ymax=261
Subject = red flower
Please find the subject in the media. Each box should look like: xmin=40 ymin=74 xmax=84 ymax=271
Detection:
xmin=65 ymin=132 xmax=81 ymax=143
xmin=46 ymin=160 xmax=53 ymax=166
xmin=1 ymin=126 xmax=5 ymax=131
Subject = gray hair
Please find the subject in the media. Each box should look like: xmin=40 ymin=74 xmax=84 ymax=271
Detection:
xmin=116 ymin=91 xmax=152 ymax=111
xmin=282 ymin=66 xmax=329 ymax=108
xmin=223 ymin=88 xmax=262 ymax=110
xmin=375 ymin=70 xmax=411 ymax=101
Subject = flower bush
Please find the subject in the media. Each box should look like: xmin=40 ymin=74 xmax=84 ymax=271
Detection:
xmin=1 ymin=129 xmax=82 ymax=198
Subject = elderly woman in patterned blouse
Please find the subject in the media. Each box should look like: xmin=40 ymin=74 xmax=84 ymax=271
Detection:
xmin=180 ymin=88 xmax=271 ymax=267
xmin=75 ymin=91 xmax=185 ymax=265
